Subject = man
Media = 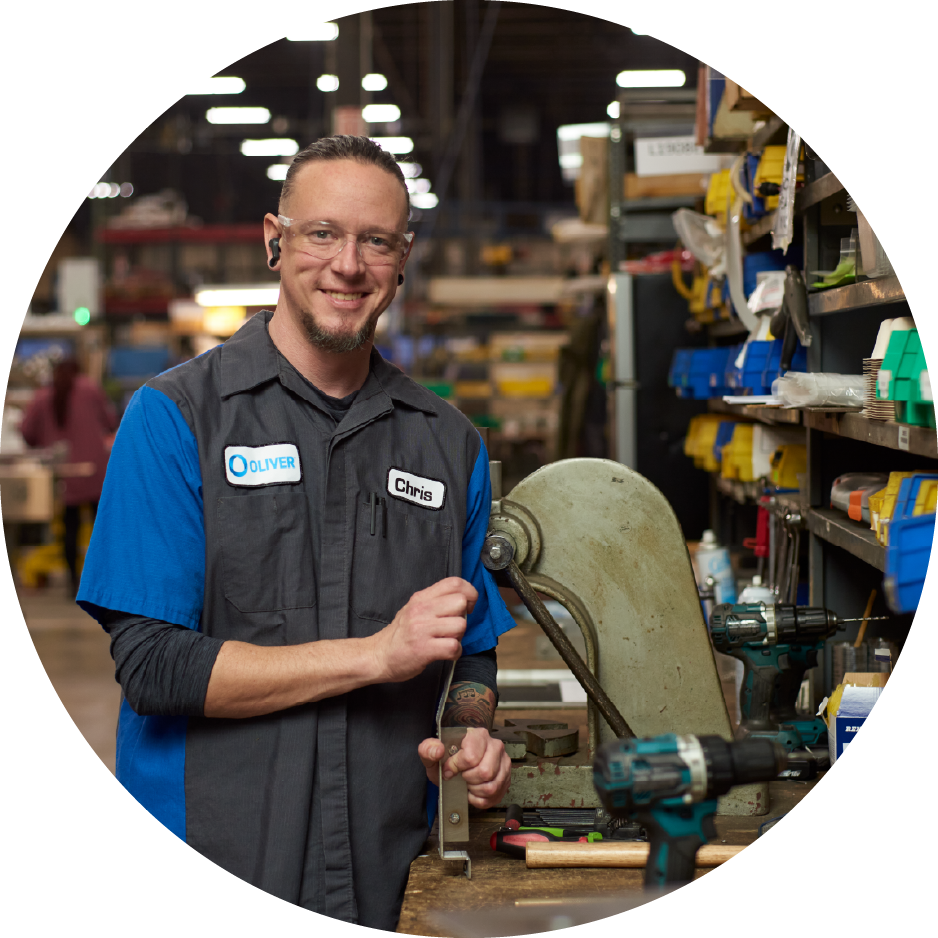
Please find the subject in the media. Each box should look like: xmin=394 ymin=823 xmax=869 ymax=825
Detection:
xmin=77 ymin=135 xmax=515 ymax=930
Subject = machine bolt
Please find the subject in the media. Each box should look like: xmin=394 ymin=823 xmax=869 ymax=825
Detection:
xmin=489 ymin=545 xmax=503 ymax=561
xmin=448 ymin=812 xmax=461 ymax=825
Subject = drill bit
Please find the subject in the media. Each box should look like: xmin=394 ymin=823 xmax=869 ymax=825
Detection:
xmin=837 ymin=616 xmax=890 ymax=623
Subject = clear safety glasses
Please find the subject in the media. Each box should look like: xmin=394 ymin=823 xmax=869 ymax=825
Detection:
xmin=277 ymin=215 xmax=414 ymax=267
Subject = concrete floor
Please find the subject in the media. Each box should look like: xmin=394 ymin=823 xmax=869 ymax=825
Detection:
xmin=0 ymin=586 xmax=120 ymax=860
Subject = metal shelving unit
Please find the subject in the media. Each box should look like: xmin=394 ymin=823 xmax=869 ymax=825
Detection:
xmin=808 ymin=276 xmax=905 ymax=317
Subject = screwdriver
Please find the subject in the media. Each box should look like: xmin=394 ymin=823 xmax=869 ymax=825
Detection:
xmin=491 ymin=803 xmax=604 ymax=860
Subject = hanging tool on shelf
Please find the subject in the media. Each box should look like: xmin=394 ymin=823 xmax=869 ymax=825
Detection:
xmin=768 ymin=266 xmax=813 ymax=373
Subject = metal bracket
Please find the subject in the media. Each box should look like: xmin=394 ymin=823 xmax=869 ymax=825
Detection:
xmin=436 ymin=661 xmax=471 ymax=879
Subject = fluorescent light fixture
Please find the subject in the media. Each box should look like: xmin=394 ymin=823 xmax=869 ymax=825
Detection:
xmin=362 ymin=103 xmax=401 ymax=123
xmin=190 ymin=76 xmax=245 ymax=95
xmin=410 ymin=192 xmax=438 ymax=210
xmin=406 ymin=178 xmax=431 ymax=195
xmin=556 ymin=122 xmax=610 ymax=142
xmin=267 ymin=163 xmax=289 ymax=181
xmin=316 ymin=74 xmax=339 ymax=92
xmin=398 ymin=162 xmax=422 ymax=179
xmin=195 ymin=285 xmax=280 ymax=308
xmin=369 ymin=136 xmax=414 ymax=154
xmin=119 ymin=182 xmax=133 ymax=197
xmin=559 ymin=153 xmax=583 ymax=170
xmin=606 ymin=101 xmax=620 ymax=119
xmin=287 ymin=22 xmax=339 ymax=41
xmin=207 ymin=107 xmax=270 ymax=125
xmin=616 ymin=69 xmax=685 ymax=88
xmin=631 ymin=26 xmax=938 ymax=36
xmin=203 ymin=306 xmax=247 ymax=336
xmin=240 ymin=138 xmax=299 ymax=157
xmin=361 ymin=73 xmax=388 ymax=91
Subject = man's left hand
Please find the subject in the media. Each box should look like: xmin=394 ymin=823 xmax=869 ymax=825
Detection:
xmin=418 ymin=728 xmax=511 ymax=808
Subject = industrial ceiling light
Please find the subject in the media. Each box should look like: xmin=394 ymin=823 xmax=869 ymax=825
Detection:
xmin=361 ymin=73 xmax=388 ymax=91
xmin=369 ymin=137 xmax=414 ymax=154
xmin=632 ymin=26 xmax=938 ymax=38
xmin=397 ymin=162 xmax=422 ymax=178
xmin=240 ymin=138 xmax=299 ymax=157
xmin=267 ymin=164 xmax=289 ymax=181
xmin=189 ymin=76 xmax=246 ymax=95
xmin=410 ymin=192 xmax=438 ymax=210
xmin=607 ymin=101 xmax=620 ymax=119
xmin=405 ymin=178 xmax=431 ymax=194
xmin=207 ymin=107 xmax=271 ymax=124
xmin=362 ymin=104 xmax=400 ymax=123
xmin=616 ymin=69 xmax=685 ymax=88
xmin=316 ymin=74 xmax=340 ymax=92
xmin=194 ymin=285 xmax=281 ymax=307
xmin=287 ymin=22 xmax=339 ymax=41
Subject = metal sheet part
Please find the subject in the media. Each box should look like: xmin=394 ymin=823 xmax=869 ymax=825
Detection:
xmin=492 ymin=458 xmax=770 ymax=815
xmin=436 ymin=661 xmax=471 ymax=875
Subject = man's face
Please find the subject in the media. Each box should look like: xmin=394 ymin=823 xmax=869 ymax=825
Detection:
xmin=270 ymin=159 xmax=410 ymax=353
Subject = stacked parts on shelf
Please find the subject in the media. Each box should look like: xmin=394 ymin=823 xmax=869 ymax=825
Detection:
xmin=874 ymin=317 xmax=934 ymax=428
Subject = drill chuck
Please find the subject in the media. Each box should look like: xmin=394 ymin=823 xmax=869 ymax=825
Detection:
xmin=710 ymin=602 xmax=844 ymax=649
xmin=593 ymin=734 xmax=786 ymax=817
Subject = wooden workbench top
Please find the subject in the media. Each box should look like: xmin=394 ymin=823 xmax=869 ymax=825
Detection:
xmin=397 ymin=778 xmax=819 ymax=937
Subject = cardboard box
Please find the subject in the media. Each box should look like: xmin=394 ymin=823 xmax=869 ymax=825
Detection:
xmin=624 ymin=172 xmax=710 ymax=200
xmin=830 ymin=684 xmax=882 ymax=763
xmin=0 ymin=462 xmax=54 ymax=522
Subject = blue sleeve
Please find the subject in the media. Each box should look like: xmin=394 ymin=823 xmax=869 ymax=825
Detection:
xmin=77 ymin=385 xmax=205 ymax=630
xmin=459 ymin=438 xmax=516 ymax=656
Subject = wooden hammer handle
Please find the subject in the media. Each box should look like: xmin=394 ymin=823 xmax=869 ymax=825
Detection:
xmin=525 ymin=841 xmax=745 ymax=869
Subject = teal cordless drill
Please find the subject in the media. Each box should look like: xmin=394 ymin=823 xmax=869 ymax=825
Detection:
xmin=593 ymin=734 xmax=786 ymax=888
xmin=709 ymin=602 xmax=887 ymax=750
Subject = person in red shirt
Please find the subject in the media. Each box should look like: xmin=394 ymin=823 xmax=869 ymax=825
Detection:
xmin=19 ymin=358 xmax=118 ymax=595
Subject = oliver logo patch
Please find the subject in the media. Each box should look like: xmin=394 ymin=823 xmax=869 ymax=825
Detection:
xmin=387 ymin=467 xmax=446 ymax=510
xmin=225 ymin=443 xmax=302 ymax=487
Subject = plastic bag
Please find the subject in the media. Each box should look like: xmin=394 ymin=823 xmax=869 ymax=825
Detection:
xmin=772 ymin=371 xmax=865 ymax=408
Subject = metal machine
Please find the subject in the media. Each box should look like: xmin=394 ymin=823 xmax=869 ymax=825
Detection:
xmin=478 ymin=457 xmax=769 ymax=816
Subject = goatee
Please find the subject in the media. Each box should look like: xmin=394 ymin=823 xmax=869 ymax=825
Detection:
xmin=298 ymin=308 xmax=376 ymax=353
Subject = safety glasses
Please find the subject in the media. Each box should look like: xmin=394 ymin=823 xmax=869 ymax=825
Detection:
xmin=277 ymin=215 xmax=414 ymax=267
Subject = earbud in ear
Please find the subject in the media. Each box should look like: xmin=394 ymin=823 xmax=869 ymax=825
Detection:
xmin=268 ymin=237 xmax=281 ymax=268
xmin=398 ymin=273 xmax=404 ymax=286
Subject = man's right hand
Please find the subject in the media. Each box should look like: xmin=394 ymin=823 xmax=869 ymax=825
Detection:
xmin=370 ymin=577 xmax=478 ymax=683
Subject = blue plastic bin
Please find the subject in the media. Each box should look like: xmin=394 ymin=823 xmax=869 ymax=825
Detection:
xmin=884 ymin=474 xmax=938 ymax=614
xmin=668 ymin=349 xmax=694 ymax=390
xmin=712 ymin=421 xmax=737 ymax=463
xmin=108 ymin=346 xmax=172 ymax=379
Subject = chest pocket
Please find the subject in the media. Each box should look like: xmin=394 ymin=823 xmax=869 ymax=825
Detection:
xmin=351 ymin=499 xmax=452 ymax=625
xmin=217 ymin=493 xmax=316 ymax=612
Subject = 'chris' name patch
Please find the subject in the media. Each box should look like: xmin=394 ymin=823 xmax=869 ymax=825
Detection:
xmin=387 ymin=467 xmax=446 ymax=510
xmin=225 ymin=443 xmax=302 ymax=487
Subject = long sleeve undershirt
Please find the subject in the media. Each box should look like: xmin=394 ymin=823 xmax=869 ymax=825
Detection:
xmin=99 ymin=610 xmax=498 ymax=717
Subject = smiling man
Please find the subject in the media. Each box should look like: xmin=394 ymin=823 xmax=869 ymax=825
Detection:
xmin=77 ymin=135 xmax=515 ymax=930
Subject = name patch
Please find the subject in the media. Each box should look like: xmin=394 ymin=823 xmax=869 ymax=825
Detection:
xmin=387 ymin=467 xmax=446 ymax=510
xmin=225 ymin=443 xmax=302 ymax=487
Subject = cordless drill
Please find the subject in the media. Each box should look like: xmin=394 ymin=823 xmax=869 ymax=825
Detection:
xmin=709 ymin=602 xmax=887 ymax=749
xmin=593 ymin=734 xmax=786 ymax=888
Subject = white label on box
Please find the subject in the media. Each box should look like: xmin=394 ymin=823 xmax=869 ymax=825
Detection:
xmin=878 ymin=369 xmax=892 ymax=399
xmin=634 ymin=135 xmax=728 ymax=177
xmin=918 ymin=369 xmax=938 ymax=401
xmin=898 ymin=425 xmax=910 ymax=451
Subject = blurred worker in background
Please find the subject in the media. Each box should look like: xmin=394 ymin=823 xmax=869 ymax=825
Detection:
xmin=19 ymin=358 xmax=118 ymax=596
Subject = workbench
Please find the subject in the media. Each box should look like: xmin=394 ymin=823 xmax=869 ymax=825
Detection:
xmin=397 ymin=778 xmax=819 ymax=936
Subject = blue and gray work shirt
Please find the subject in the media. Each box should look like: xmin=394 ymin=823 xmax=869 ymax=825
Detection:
xmin=77 ymin=310 xmax=515 ymax=929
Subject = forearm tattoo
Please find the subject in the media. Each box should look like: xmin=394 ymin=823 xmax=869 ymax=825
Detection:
xmin=441 ymin=681 xmax=496 ymax=729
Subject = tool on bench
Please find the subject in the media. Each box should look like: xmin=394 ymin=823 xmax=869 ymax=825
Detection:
xmin=593 ymin=733 xmax=786 ymax=888
xmin=482 ymin=458 xmax=771 ymax=817
xmin=490 ymin=804 xmax=644 ymax=860
xmin=709 ymin=602 xmax=889 ymax=750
